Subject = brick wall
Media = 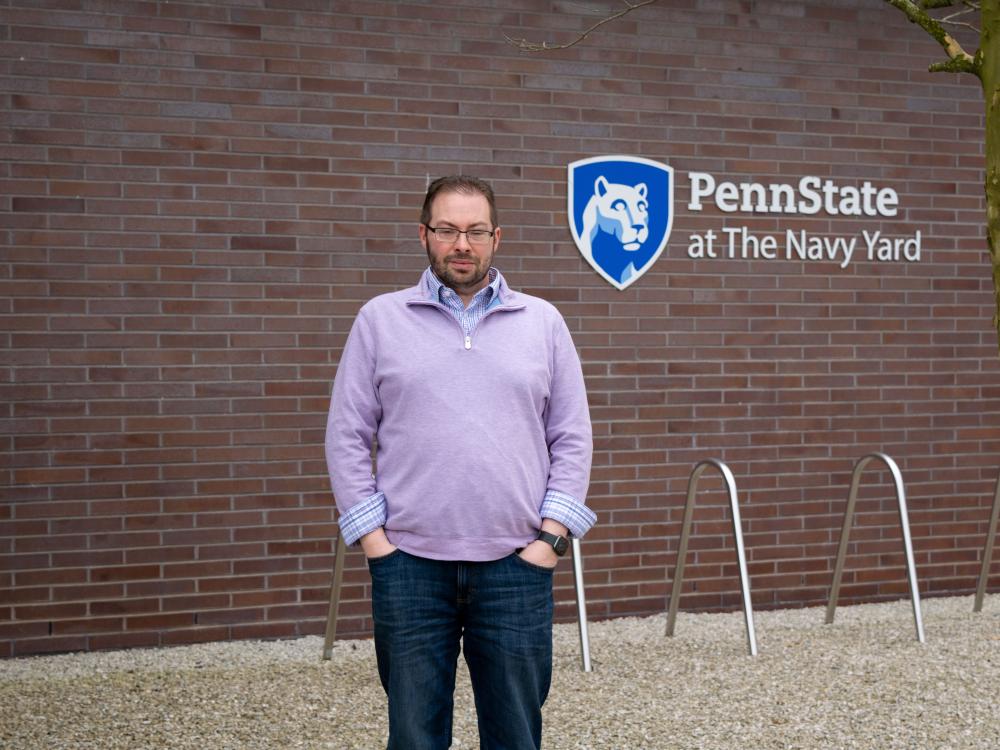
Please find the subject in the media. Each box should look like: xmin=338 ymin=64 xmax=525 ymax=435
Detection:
xmin=3 ymin=0 xmax=999 ymax=657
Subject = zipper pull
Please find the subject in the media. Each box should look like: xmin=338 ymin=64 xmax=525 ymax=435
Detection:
xmin=464 ymin=335 xmax=472 ymax=350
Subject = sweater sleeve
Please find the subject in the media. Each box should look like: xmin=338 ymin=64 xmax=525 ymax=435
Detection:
xmin=325 ymin=308 xmax=385 ymax=545
xmin=541 ymin=313 xmax=596 ymax=537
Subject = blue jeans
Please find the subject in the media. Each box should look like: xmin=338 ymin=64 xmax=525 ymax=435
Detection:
xmin=368 ymin=549 xmax=554 ymax=750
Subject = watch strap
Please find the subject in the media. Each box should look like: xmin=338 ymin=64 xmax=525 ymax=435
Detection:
xmin=536 ymin=530 xmax=569 ymax=556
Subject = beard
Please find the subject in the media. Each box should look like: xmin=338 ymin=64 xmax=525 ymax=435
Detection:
xmin=428 ymin=248 xmax=494 ymax=296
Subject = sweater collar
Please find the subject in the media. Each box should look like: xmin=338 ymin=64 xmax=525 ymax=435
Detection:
xmin=418 ymin=266 xmax=515 ymax=307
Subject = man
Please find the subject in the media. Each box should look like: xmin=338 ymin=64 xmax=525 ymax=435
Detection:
xmin=325 ymin=175 xmax=595 ymax=750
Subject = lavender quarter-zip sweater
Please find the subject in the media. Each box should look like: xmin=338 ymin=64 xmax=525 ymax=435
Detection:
xmin=325 ymin=270 xmax=594 ymax=562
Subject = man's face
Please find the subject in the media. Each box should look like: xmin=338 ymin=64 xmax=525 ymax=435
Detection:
xmin=419 ymin=190 xmax=501 ymax=300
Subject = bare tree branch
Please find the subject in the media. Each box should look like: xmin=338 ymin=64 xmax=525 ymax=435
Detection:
xmin=504 ymin=0 xmax=659 ymax=52
xmin=939 ymin=3 xmax=981 ymax=33
xmin=939 ymin=18 xmax=981 ymax=34
xmin=884 ymin=0 xmax=980 ymax=75
xmin=885 ymin=0 xmax=979 ymax=76
xmin=919 ymin=0 xmax=980 ymax=8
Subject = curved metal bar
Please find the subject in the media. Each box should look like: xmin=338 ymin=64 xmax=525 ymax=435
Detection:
xmin=973 ymin=468 xmax=1000 ymax=613
xmin=665 ymin=459 xmax=758 ymax=656
xmin=321 ymin=526 xmax=346 ymax=660
xmin=571 ymin=537 xmax=593 ymax=672
xmin=824 ymin=452 xmax=925 ymax=643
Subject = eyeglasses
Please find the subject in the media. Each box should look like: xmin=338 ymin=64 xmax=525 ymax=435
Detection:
xmin=423 ymin=224 xmax=495 ymax=245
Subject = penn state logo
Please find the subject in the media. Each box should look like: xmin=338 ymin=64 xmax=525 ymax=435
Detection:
xmin=568 ymin=156 xmax=673 ymax=290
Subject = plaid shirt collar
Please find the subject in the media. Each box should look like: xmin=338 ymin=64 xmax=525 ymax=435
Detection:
xmin=423 ymin=266 xmax=500 ymax=310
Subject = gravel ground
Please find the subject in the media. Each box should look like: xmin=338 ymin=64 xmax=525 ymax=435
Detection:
xmin=1 ymin=595 xmax=998 ymax=749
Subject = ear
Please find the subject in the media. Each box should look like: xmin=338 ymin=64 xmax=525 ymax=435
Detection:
xmin=636 ymin=183 xmax=647 ymax=199
xmin=595 ymin=176 xmax=609 ymax=197
xmin=418 ymin=222 xmax=428 ymax=250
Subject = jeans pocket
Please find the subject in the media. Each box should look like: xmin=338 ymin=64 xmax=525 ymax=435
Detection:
xmin=510 ymin=552 xmax=556 ymax=574
xmin=366 ymin=548 xmax=402 ymax=570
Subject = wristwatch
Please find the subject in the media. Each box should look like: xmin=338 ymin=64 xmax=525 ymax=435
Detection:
xmin=536 ymin=530 xmax=569 ymax=557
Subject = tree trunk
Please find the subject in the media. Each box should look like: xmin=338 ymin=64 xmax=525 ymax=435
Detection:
xmin=983 ymin=1 xmax=1000 ymax=350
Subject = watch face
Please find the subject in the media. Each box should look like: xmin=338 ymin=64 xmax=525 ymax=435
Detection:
xmin=553 ymin=536 xmax=569 ymax=556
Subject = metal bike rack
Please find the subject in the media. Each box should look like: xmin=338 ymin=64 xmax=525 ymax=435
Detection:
xmin=973 ymin=468 xmax=1000 ymax=613
xmin=322 ymin=523 xmax=347 ymax=660
xmin=825 ymin=452 xmax=925 ymax=643
xmin=322 ymin=528 xmax=596 ymax=672
xmin=571 ymin=536 xmax=593 ymax=672
xmin=666 ymin=459 xmax=758 ymax=657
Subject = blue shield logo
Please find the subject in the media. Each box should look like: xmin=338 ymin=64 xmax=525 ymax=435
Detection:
xmin=568 ymin=156 xmax=674 ymax=290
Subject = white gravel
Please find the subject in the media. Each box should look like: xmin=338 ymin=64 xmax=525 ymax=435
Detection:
xmin=1 ymin=594 xmax=998 ymax=749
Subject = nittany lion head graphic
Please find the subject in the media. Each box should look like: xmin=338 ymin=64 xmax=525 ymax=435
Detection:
xmin=582 ymin=176 xmax=649 ymax=254
xmin=568 ymin=156 xmax=673 ymax=291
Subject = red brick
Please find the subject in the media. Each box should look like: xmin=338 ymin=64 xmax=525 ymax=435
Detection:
xmin=127 ymin=613 xmax=195 ymax=631
xmin=11 ymin=197 xmax=86 ymax=213
xmin=90 ymin=565 xmax=161 ymax=583
xmin=15 ymin=602 xmax=88 ymax=620
xmin=52 ymin=617 xmax=124 ymax=635
xmin=13 ymin=636 xmax=90 ymax=656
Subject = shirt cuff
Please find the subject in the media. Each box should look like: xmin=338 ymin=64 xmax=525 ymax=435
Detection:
xmin=337 ymin=491 xmax=387 ymax=546
xmin=540 ymin=489 xmax=597 ymax=538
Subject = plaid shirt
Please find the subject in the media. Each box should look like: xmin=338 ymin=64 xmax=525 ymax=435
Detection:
xmin=425 ymin=266 xmax=502 ymax=334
